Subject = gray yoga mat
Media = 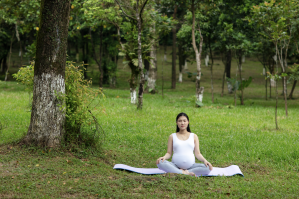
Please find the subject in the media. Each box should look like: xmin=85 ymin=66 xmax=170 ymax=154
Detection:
xmin=113 ymin=164 xmax=244 ymax=177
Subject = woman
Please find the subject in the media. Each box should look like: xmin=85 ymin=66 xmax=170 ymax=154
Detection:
xmin=156 ymin=112 xmax=213 ymax=176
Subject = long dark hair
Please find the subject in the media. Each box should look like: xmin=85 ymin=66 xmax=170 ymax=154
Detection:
xmin=176 ymin=112 xmax=191 ymax=132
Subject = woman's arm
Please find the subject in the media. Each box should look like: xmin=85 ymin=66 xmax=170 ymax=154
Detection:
xmin=156 ymin=134 xmax=173 ymax=164
xmin=194 ymin=134 xmax=213 ymax=170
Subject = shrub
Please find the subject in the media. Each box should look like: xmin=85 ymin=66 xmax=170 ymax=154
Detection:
xmin=13 ymin=61 xmax=105 ymax=149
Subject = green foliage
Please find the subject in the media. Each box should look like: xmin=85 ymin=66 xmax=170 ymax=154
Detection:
xmin=12 ymin=62 xmax=105 ymax=148
xmin=12 ymin=63 xmax=34 ymax=91
xmin=238 ymin=76 xmax=252 ymax=91
xmin=195 ymin=100 xmax=204 ymax=107
xmin=287 ymin=64 xmax=299 ymax=83
xmin=227 ymin=76 xmax=252 ymax=92
xmin=266 ymin=72 xmax=288 ymax=81
xmin=63 ymin=62 xmax=104 ymax=148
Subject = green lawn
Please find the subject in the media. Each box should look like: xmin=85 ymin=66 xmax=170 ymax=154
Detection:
xmin=1 ymin=53 xmax=299 ymax=198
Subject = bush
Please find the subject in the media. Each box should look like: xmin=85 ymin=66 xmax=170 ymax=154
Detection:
xmin=13 ymin=61 xmax=105 ymax=149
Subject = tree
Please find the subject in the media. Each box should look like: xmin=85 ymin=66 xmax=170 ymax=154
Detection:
xmin=250 ymin=0 xmax=299 ymax=116
xmin=23 ymin=0 xmax=71 ymax=147
xmin=190 ymin=0 xmax=204 ymax=104
xmin=115 ymin=0 xmax=149 ymax=109
xmin=288 ymin=64 xmax=299 ymax=99
xmin=0 ymin=0 xmax=40 ymax=79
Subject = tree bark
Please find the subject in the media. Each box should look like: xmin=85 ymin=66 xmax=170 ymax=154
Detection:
xmin=171 ymin=5 xmax=177 ymax=89
xmin=136 ymin=0 xmax=148 ymax=109
xmin=23 ymin=0 xmax=70 ymax=147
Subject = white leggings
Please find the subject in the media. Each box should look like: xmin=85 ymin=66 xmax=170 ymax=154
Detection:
xmin=157 ymin=160 xmax=210 ymax=176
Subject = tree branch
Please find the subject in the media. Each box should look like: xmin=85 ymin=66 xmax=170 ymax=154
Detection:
xmin=115 ymin=0 xmax=136 ymax=21
xmin=140 ymin=0 xmax=149 ymax=15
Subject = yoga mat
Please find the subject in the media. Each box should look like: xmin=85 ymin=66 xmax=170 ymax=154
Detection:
xmin=113 ymin=164 xmax=244 ymax=177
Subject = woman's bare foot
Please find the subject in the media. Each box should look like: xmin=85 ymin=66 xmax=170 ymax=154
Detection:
xmin=188 ymin=172 xmax=196 ymax=176
xmin=181 ymin=169 xmax=195 ymax=176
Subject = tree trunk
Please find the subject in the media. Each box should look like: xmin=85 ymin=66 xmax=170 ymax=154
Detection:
xmin=5 ymin=32 xmax=14 ymax=81
xmin=75 ymin=40 xmax=79 ymax=62
xmin=90 ymin=27 xmax=103 ymax=88
xmin=209 ymin=39 xmax=214 ymax=103
xmin=171 ymin=5 xmax=177 ymax=89
xmin=276 ymin=44 xmax=288 ymax=116
xmin=148 ymin=31 xmax=157 ymax=93
xmin=288 ymin=80 xmax=297 ymax=99
xmin=164 ymin=44 xmax=167 ymax=62
xmin=238 ymin=52 xmax=244 ymax=105
xmin=1 ymin=55 xmax=8 ymax=75
xmin=264 ymin=66 xmax=267 ymax=100
xmin=19 ymin=37 xmax=23 ymax=67
xmin=191 ymin=0 xmax=204 ymax=103
xmin=23 ymin=0 xmax=70 ymax=147
xmin=225 ymin=49 xmax=233 ymax=94
xmin=282 ymin=75 xmax=288 ymax=116
xmin=178 ymin=43 xmax=184 ymax=83
xmin=221 ymin=70 xmax=225 ymax=97
xmin=269 ymin=77 xmax=271 ymax=98
xmin=275 ymin=80 xmax=279 ymax=130
xmin=136 ymin=0 xmax=146 ymax=109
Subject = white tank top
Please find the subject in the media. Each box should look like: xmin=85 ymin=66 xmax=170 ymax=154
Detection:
xmin=171 ymin=133 xmax=195 ymax=169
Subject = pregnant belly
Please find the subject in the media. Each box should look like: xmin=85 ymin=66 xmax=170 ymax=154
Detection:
xmin=172 ymin=154 xmax=195 ymax=169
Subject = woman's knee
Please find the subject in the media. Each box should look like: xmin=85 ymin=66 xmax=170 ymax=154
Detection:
xmin=157 ymin=160 xmax=168 ymax=168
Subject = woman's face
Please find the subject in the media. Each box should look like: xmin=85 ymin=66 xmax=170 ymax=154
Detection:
xmin=176 ymin=116 xmax=189 ymax=131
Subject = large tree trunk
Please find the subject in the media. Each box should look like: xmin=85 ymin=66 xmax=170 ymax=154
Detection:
xmin=23 ymin=0 xmax=70 ymax=147
xmin=171 ymin=5 xmax=177 ymax=89
xmin=191 ymin=0 xmax=204 ymax=103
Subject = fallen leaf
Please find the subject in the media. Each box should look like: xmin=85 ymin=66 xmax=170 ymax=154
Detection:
xmin=63 ymin=172 xmax=67 ymax=174
xmin=35 ymin=164 xmax=39 ymax=167
xmin=12 ymin=176 xmax=14 ymax=179
xmin=63 ymin=182 xmax=66 ymax=185
xmin=47 ymin=181 xmax=50 ymax=184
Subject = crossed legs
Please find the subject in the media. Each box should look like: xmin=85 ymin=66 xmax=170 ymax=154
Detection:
xmin=157 ymin=160 xmax=210 ymax=176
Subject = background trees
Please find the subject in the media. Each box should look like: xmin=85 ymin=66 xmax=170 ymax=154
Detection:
xmin=1 ymin=0 xmax=299 ymax=114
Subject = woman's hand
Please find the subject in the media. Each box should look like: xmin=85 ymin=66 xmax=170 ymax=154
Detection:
xmin=156 ymin=157 xmax=166 ymax=165
xmin=204 ymin=160 xmax=213 ymax=170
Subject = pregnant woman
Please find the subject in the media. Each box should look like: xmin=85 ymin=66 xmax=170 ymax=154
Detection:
xmin=156 ymin=112 xmax=213 ymax=176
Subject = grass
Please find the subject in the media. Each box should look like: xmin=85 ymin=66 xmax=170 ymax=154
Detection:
xmin=1 ymin=50 xmax=299 ymax=198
